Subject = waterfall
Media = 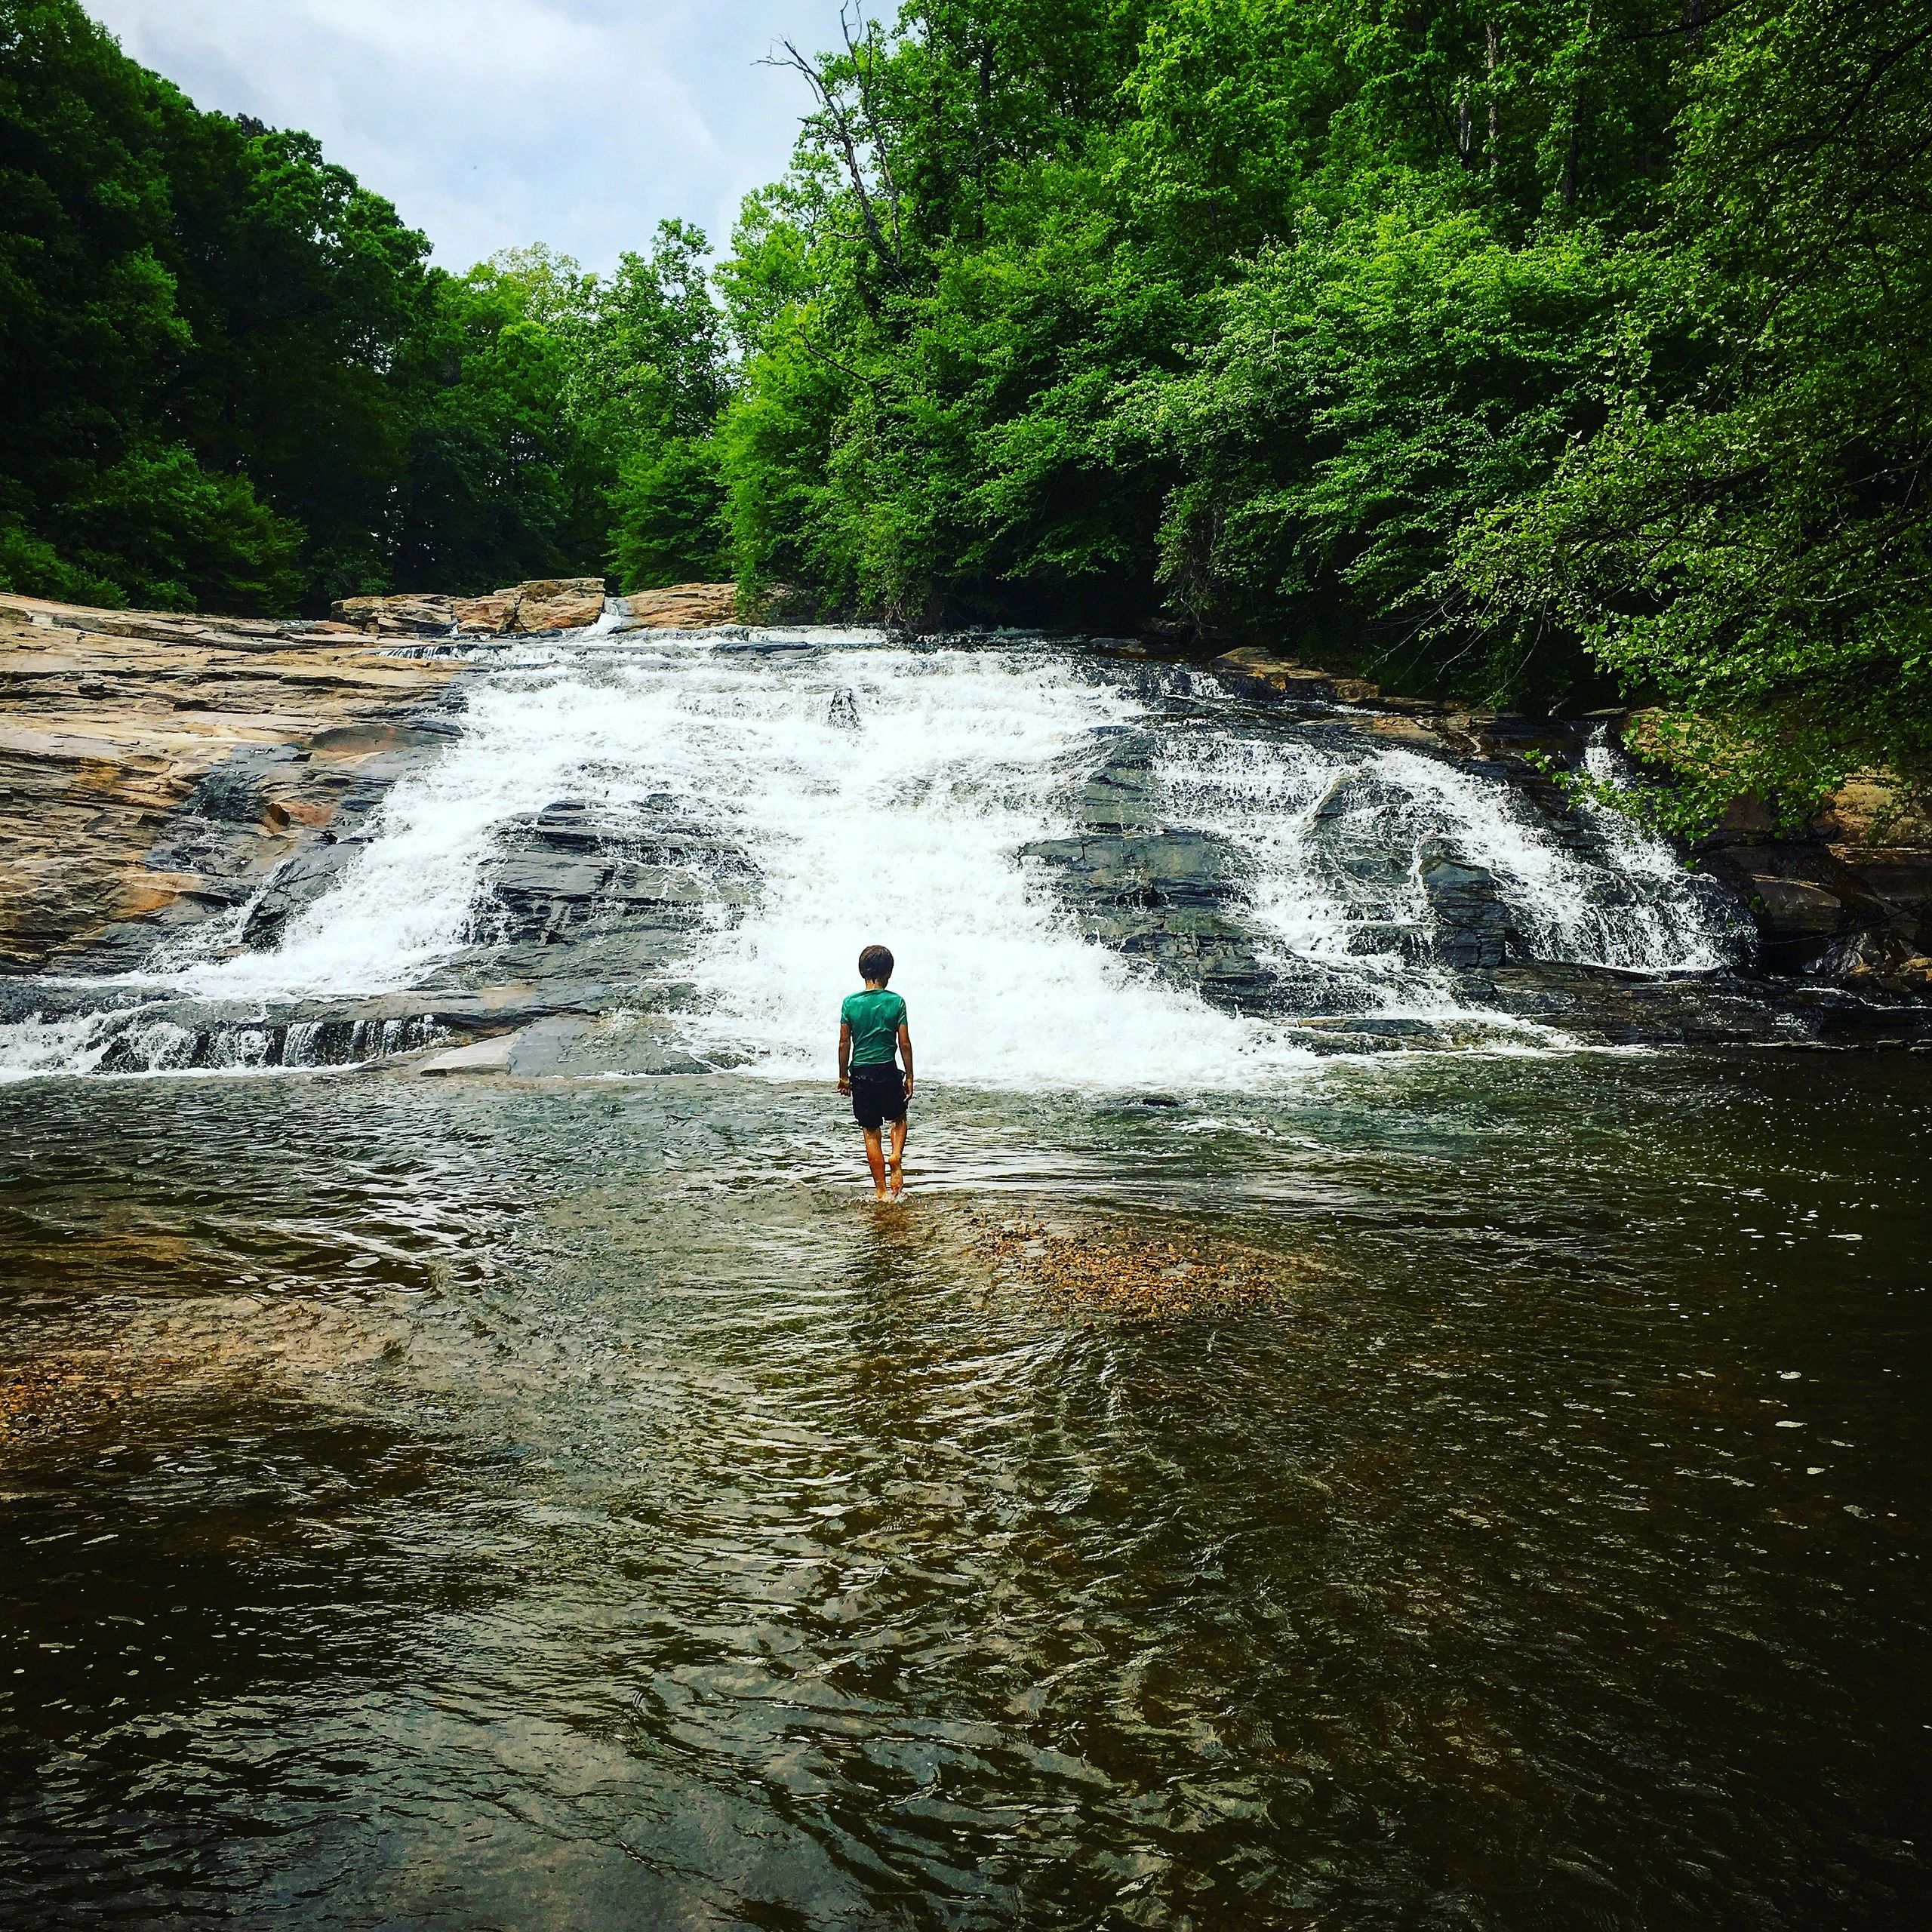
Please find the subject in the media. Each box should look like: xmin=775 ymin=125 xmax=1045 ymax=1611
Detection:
xmin=1155 ymin=729 xmax=1745 ymax=1003
xmin=0 ymin=626 xmax=1752 ymax=1084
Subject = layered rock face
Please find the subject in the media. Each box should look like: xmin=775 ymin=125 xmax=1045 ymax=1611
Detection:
xmin=1696 ymin=783 xmax=1932 ymax=995
xmin=2 ymin=595 xmax=1924 ymax=1078
xmin=619 ymin=583 xmax=743 ymax=628
xmin=0 ymin=592 xmax=461 ymax=971
xmin=0 ymin=583 xmax=761 ymax=1075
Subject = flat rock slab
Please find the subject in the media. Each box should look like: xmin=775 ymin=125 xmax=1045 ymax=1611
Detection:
xmin=414 ymin=1018 xmax=599 ymax=1076
xmin=417 ymin=1033 xmax=519 ymax=1076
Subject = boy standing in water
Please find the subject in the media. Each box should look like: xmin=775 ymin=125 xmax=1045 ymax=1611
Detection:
xmin=838 ymin=944 xmax=914 ymax=1200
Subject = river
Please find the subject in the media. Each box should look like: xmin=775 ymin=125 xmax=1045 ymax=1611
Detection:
xmin=1 ymin=624 xmax=1927 ymax=1927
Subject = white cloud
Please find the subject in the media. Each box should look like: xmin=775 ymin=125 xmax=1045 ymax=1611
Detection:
xmin=84 ymin=0 xmax=848 ymax=271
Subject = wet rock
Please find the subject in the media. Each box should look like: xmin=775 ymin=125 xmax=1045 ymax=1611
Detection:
xmin=1022 ymin=828 xmax=1279 ymax=1008
xmin=1691 ymin=800 xmax=1896 ymax=974
xmin=242 ymin=841 xmax=363 ymax=946
xmin=184 ymin=743 xmax=305 ymax=823
xmin=417 ymin=1032 xmax=517 ymax=1075
xmin=1806 ymin=928 xmax=1932 ymax=999
xmin=1075 ymin=749 xmax=1166 ymax=832
xmin=1478 ymin=963 xmax=1932 ymax=1049
xmin=1417 ymin=837 xmax=1515 ymax=969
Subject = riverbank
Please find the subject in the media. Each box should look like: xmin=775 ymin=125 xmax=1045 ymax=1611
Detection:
xmin=1204 ymin=642 xmax=1932 ymax=1001
xmin=0 ymin=583 xmax=751 ymax=974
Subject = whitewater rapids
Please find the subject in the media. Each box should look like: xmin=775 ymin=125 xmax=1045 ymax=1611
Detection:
xmin=3 ymin=623 xmax=1745 ymax=1086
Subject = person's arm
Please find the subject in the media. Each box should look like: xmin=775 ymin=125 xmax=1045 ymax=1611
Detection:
xmin=838 ymin=1020 xmax=852 ymax=1093
xmin=897 ymin=1023 xmax=913 ymax=1100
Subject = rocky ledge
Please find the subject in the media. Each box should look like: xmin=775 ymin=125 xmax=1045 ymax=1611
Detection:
xmin=0 ymin=591 xmax=464 ymax=971
xmin=1 ymin=595 xmax=1926 ymax=1078
xmin=330 ymin=578 xmax=745 ymax=638
xmin=0 ymin=578 xmax=762 ymax=973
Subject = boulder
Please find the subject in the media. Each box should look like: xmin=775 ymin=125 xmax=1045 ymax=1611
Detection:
xmin=620 ymin=583 xmax=740 ymax=629
xmin=451 ymin=589 xmax=521 ymax=635
xmin=1417 ymin=836 xmax=1513 ymax=969
xmin=511 ymin=579 xmax=606 ymax=632
xmin=1807 ymin=928 xmax=1932 ymax=998
xmin=331 ymin=594 xmax=456 ymax=636
xmin=336 ymin=580 xmax=606 ymax=638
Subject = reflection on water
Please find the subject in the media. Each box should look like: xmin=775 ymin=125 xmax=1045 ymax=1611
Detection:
xmin=2 ymin=1055 xmax=1928 ymax=1928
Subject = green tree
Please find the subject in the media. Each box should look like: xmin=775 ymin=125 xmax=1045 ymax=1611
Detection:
xmin=594 ymin=220 xmax=734 ymax=589
xmin=0 ymin=0 xmax=303 ymax=611
xmin=392 ymin=261 xmax=605 ymax=593
xmin=155 ymin=106 xmax=433 ymax=602
xmin=1460 ymin=0 xmax=1932 ymax=817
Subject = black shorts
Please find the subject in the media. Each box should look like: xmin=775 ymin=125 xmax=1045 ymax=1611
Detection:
xmin=849 ymin=1064 xmax=907 ymax=1129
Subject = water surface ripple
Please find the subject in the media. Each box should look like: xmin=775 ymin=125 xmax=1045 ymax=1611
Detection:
xmin=1 ymin=1056 xmax=1927 ymax=1928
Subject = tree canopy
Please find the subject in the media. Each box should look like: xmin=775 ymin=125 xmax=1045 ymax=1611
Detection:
xmin=3 ymin=0 xmax=1927 ymax=814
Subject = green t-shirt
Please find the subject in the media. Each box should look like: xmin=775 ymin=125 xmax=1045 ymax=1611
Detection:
xmin=841 ymin=988 xmax=906 ymax=1067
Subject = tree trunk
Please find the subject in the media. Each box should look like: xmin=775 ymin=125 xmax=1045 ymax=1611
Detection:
xmin=1561 ymin=8 xmax=1593 ymax=210
xmin=1486 ymin=21 xmax=1500 ymax=161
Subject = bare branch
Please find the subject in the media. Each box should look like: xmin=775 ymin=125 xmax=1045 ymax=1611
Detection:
xmin=841 ymin=2 xmax=904 ymax=263
xmin=763 ymin=35 xmax=903 ymax=283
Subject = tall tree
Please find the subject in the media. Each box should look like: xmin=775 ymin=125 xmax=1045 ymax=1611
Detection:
xmin=1460 ymin=0 xmax=1932 ymax=816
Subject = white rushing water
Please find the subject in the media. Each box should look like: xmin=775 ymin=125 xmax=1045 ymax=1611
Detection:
xmin=1157 ymin=731 xmax=1743 ymax=995
xmin=2 ymin=625 xmax=1746 ymax=1085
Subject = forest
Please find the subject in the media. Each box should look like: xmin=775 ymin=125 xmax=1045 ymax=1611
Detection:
xmin=2 ymin=0 xmax=1927 ymax=817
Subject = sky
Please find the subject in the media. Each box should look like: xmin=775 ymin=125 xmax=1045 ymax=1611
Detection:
xmin=84 ymin=0 xmax=853 ymax=274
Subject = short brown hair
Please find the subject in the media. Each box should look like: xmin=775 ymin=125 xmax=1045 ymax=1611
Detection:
xmin=858 ymin=944 xmax=894 ymax=983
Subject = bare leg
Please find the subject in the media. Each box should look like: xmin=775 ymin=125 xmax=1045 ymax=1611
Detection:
xmin=888 ymin=1115 xmax=908 ymax=1196
xmin=862 ymin=1126 xmax=888 ymax=1198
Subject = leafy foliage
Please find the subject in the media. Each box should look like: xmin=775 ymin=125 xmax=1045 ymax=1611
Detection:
xmin=693 ymin=0 xmax=1931 ymax=801
xmin=0 ymin=2 xmax=730 ymax=612
xmin=5 ymin=0 xmax=1928 ymax=811
xmin=1460 ymin=0 xmax=1932 ymax=817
